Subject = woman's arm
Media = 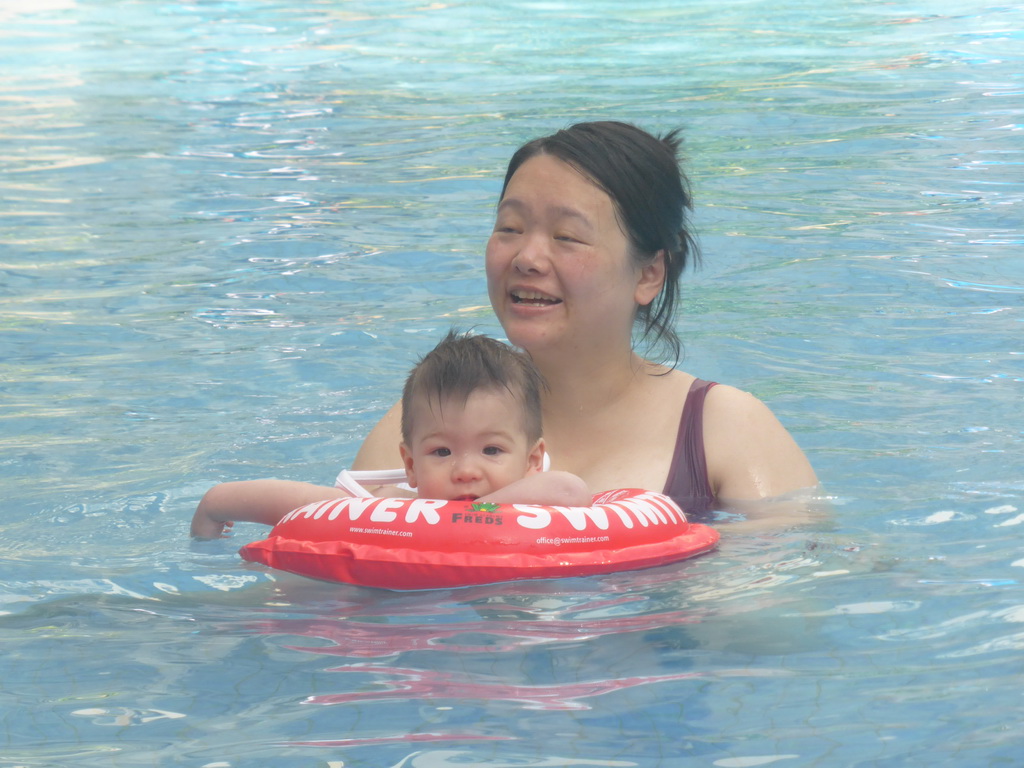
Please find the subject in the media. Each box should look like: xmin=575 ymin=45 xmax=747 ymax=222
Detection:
xmin=702 ymin=384 xmax=818 ymax=501
xmin=191 ymin=479 xmax=350 ymax=539
xmin=349 ymin=401 xmax=407 ymax=494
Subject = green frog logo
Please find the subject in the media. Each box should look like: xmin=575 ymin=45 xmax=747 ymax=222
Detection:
xmin=450 ymin=500 xmax=504 ymax=526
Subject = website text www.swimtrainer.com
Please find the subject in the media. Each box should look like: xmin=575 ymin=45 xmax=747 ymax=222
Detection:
xmin=350 ymin=527 xmax=413 ymax=538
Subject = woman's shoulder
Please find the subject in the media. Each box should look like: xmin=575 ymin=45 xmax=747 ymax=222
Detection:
xmin=701 ymin=383 xmax=818 ymax=499
xmin=702 ymin=381 xmax=761 ymax=410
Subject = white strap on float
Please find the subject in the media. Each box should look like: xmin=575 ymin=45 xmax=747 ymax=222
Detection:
xmin=334 ymin=468 xmax=411 ymax=496
xmin=334 ymin=452 xmax=552 ymax=497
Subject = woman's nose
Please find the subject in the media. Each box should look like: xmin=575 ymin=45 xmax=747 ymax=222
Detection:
xmin=512 ymin=234 xmax=550 ymax=274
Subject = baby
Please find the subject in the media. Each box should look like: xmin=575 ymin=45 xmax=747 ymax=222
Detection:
xmin=191 ymin=331 xmax=590 ymax=538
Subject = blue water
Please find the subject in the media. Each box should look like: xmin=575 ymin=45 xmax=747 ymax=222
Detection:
xmin=2 ymin=1 xmax=1022 ymax=765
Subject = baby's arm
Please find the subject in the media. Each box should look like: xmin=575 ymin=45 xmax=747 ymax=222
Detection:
xmin=191 ymin=479 xmax=350 ymax=538
xmin=477 ymin=471 xmax=592 ymax=507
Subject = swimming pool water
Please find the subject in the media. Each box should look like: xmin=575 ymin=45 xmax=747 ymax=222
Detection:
xmin=2 ymin=1 xmax=1022 ymax=766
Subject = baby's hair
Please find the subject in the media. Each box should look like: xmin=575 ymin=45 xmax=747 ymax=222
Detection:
xmin=401 ymin=330 xmax=544 ymax=444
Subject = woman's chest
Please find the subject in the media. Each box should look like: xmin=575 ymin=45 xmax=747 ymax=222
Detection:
xmin=546 ymin=377 xmax=690 ymax=493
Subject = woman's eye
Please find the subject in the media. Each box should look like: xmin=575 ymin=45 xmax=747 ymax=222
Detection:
xmin=555 ymin=234 xmax=582 ymax=244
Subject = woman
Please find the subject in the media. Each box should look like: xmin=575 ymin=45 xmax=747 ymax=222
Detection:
xmin=195 ymin=121 xmax=817 ymax=536
xmin=354 ymin=121 xmax=818 ymax=520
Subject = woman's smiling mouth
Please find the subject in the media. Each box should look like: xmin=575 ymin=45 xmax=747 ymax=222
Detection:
xmin=511 ymin=290 xmax=561 ymax=307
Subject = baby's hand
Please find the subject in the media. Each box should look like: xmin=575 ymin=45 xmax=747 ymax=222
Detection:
xmin=190 ymin=511 xmax=234 ymax=539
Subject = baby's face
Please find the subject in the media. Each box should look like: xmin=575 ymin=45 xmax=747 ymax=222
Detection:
xmin=400 ymin=388 xmax=542 ymax=501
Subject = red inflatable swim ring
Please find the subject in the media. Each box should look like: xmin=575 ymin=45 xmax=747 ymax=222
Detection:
xmin=239 ymin=488 xmax=719 ymax=590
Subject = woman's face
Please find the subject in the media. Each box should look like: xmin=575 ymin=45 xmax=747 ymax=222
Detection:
xmin=485 ymin=154 xmax=661 ymax=358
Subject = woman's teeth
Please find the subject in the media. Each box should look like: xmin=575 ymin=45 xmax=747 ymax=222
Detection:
xmin=513 ymin=291 xmax=560 ymax=305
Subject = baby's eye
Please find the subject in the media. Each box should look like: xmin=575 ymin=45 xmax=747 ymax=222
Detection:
xmin=431 ymin=447 xmax=452 ymax=457
xmin=482 ymin=446 xmax=503 ymax=456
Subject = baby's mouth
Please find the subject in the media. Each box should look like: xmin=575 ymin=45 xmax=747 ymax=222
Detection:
xmin=512 ymin=290 xmax=561 ymax=307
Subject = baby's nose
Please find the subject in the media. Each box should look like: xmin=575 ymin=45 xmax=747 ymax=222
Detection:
xmin=451 ymin=454 xmax=482 ymax=482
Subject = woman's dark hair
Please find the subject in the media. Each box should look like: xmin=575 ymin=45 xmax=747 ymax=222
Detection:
xmin=500 ymin=121 xmax=699 ymax=365
xmin=401 ymin=330 xmax=545 ymax=444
